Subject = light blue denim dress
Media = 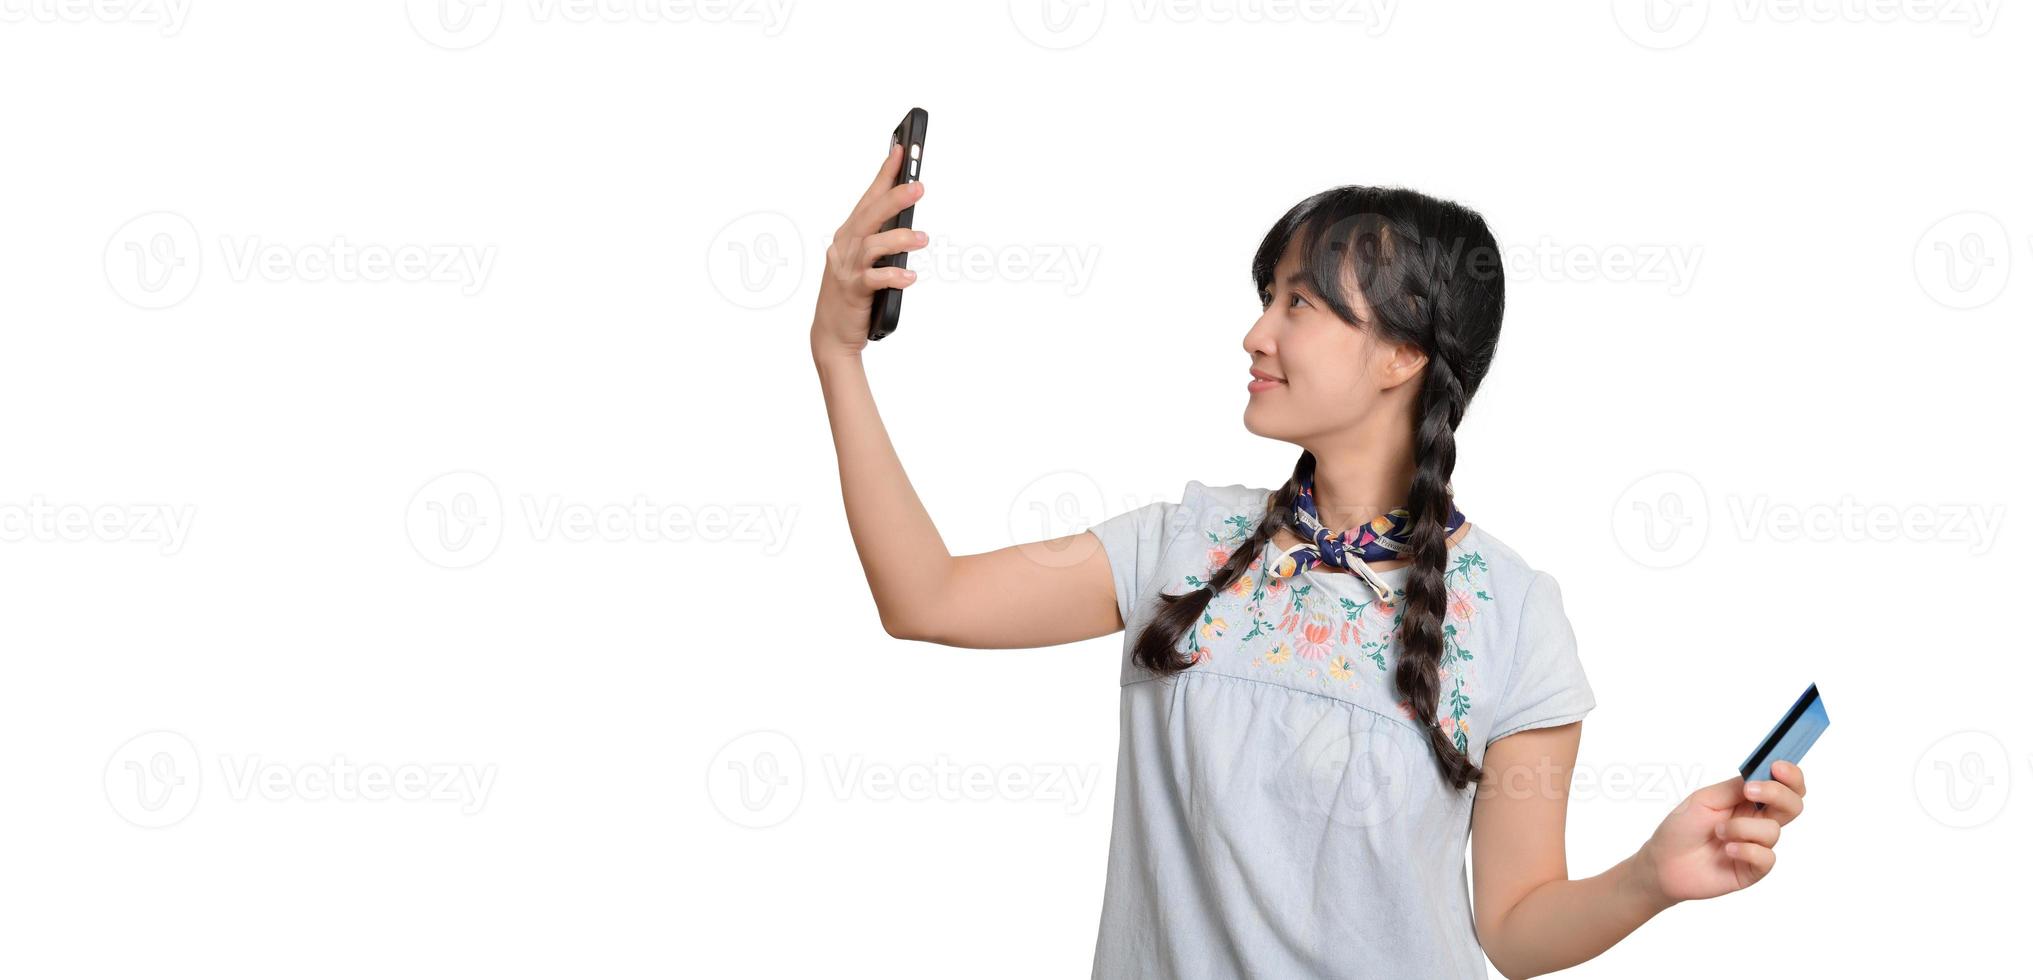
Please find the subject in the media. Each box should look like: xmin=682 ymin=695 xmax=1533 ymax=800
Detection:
xmin=1086 ymin=481 xmax=1597 ymax=979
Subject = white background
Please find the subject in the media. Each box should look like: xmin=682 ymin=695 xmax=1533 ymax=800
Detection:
xmin=2 ymin=0 xmax=2026 ymax=976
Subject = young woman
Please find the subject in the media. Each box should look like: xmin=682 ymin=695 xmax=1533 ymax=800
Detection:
xmin=809 ymin=142 xmax=1810 ymax=979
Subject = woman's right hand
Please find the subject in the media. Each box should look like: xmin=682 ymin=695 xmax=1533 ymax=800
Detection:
xmin=810 ymin=142 xmax=929 ymax=360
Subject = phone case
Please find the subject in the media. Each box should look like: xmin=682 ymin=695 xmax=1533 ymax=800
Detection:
xmin=868 ymin=107 xmax=928 ymax=342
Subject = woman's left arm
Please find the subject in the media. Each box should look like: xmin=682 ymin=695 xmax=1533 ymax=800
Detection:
xmin=1469 ymin=722 xmax=1809 ymax=979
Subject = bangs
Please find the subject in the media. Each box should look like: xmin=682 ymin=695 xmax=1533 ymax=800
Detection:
xmin=1251 ymin=187 xmax=1436 ymax=336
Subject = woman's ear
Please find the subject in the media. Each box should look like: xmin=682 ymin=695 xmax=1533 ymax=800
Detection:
xmin=1378 ymin=341 xmax=1429 ymax=391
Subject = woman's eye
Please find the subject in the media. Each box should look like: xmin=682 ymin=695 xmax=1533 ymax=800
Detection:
xmin=1289 ymin=292 xmax=1309 ymax=308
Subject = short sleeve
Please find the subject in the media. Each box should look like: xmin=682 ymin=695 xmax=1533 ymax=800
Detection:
xmin=1085 ymin=486 xmax=1192 ymax=629
xmin=1487 ymin=570 xmax=1597 ymax=743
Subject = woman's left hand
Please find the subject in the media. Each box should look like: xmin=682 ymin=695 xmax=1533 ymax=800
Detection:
xmin=1636 ymin=760 xmax=1807 ymax=905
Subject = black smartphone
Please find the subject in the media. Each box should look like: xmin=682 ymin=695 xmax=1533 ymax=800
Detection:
xmin=868 ymin=107 xmax=928 ymax=342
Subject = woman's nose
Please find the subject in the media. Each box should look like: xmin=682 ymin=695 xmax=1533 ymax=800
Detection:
xmin=1243 ymin=313 xmax=1277 ymax=358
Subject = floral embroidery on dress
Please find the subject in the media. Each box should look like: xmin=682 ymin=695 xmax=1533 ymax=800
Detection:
xmin=1183 ymin=510 xmax=1264 ymax=665
xmin=1434 ymin=552 xmax=1491 ymax=753
xmin=1179 ymin=502 xmax=1495 ymax=744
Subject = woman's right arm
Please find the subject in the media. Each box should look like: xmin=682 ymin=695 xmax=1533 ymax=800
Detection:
xmin=810 ymin=143 xmax=1123 ymax=649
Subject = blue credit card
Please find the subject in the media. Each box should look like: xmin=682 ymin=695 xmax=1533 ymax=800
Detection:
xmin=1739 ymin=682 xmax=1828 ymax=787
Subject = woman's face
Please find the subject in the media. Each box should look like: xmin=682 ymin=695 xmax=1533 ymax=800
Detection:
xmin=1242 ymin=242 xmax=1421 ymax=445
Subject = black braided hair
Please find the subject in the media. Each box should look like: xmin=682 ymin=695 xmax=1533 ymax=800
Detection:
xmin=1132 ymin=453 xmax=1312 ymax=674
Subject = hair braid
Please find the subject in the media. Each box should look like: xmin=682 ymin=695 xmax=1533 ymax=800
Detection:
xmin=1131 ymin=454 xmax=1314 ymax=674
xmin=1394 ymin=276 xmax=1481 ymax=788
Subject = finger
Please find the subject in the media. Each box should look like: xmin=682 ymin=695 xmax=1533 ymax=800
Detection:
xmin=1745 ymin=779 xmax=1804 ymax=824
xmin=863 ymin=265 xmax=917 ymax=290
xmin=851 ymin=141 xmax=904 ymax=218
xmin=1724 ymin=841 xmax=1776 ymax=881
xmin=1687 ymin=774 xmax=1746 ymax=811
xmin=1773 ymin=760 xmax=1807 ymax=799
xmin=865 ymin=227 xmax=929 ymax=258
xmin=850 ymin=180 xmax=925 ymax=238
xmin=1714 ymin=816 xmax=1781 ymax=847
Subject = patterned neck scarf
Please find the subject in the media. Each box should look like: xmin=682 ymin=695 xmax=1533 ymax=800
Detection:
xmin=1263 ymin=472 xmax=1466 ymax=598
